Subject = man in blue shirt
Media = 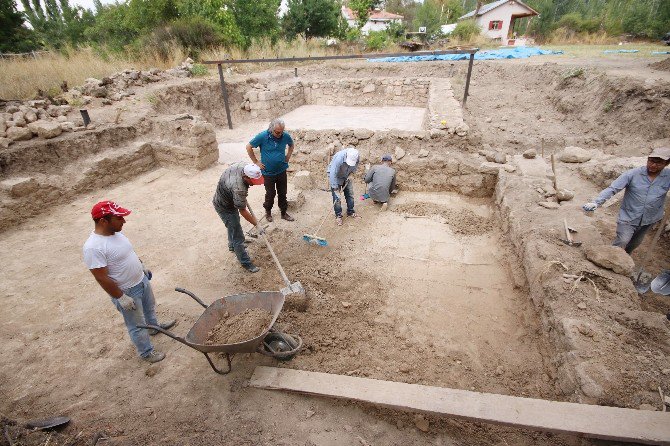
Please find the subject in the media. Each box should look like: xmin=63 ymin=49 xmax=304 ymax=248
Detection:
xmin=246 ymin=118 xmax=295 ymax=222
xmin=583 ymin=147 xmax=670 ymax=253
xmin=328 ymin=147 xmax=361 ymax=226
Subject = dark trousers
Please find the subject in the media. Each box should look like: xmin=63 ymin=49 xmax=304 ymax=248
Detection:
xmin=263 ymin=171 xmax=288 ymax=214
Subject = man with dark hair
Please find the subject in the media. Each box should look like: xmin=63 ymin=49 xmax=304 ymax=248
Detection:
xmin=213 ymin=162 xmax=265 ymax=273
xmin=583 ymin=147 xmax=670 ymax=254
xmin=83 ymin=201 xmax=175 ymax=363
xmin=246 ymin=118 xmax=296 ymax=223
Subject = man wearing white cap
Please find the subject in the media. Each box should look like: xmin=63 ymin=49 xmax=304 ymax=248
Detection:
xmin=583 ymin=147 xmax=670 ymax=254
xmin=213 ymin=162 xmax=265 ymax=273
xmin=327 ymin=147 xmax=361 ymax=226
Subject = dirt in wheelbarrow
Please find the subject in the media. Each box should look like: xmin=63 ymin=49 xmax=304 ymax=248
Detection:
xmin=205 ymin=308 xmax=273 ymax=345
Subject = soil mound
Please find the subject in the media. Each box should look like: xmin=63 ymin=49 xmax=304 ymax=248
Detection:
xmin=205 ymin=308 xmax=273 ymax=345
xmin=393 ymin=202 xmax=492 ymax=235
xmin=649 ymin=57 xmax=670 ymax=71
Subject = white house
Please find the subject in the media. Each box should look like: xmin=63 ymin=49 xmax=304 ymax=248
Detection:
xmin=459 ymin=0 xmax=539 ymax=46
xmin=342 ymin=6 xmax=403 ymax=35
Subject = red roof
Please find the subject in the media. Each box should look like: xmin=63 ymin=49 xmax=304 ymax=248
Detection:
xmin=342 ymin=7 xmax=403 ymax=21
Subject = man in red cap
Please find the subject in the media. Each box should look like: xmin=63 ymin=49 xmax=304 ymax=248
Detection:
xmin=83 ymin=201 xmax=175 ymax=363
xmin=213 ymin=162 xmax=265 ymax=273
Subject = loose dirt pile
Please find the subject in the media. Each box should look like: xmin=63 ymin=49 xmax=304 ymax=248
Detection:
xmin=650 ymin=57 xmax=670 ymax=71
xmin=205 ymin=308 xmax=273 ymax=345
xmin=392 ymin=202 xmax=493 ymax=235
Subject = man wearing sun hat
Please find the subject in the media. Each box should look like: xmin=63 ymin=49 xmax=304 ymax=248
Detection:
xmin=327 ymin=147 xmax=361 ymax=226
xmin=364 ymin=153 xmax=397 ymax=211
xmin=583 ymin=147 xmax=670 ymax=254
xmin=213 ymin=162 xmax=265 ymax=273
xmin=83 ymin=200 xmax=176 ymax=364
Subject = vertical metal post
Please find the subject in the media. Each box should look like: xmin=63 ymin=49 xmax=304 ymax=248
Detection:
xmin=294 ymin=67 xmax=298 ymax=77
xmin=462 ymin=52 xmax=475 ymax=107
xmin=217 ymin=63 xmax=233 ymax=130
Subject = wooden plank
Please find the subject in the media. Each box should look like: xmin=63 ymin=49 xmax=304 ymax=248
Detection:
xmin=250 ymin=367 xmax=670 ymax=445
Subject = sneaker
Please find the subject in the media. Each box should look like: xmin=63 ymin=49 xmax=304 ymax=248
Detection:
xmin=336 ymin=216 xmax=343 ymax=226
xmin=244 ymin=264 xmax=260 ymax=273
xmin=148 ymin=319 xmax=177 ymax=336
xmin=281 ymin=212 xmax=295 ymax=221
xmin=265 ymin=212 xmax=273 ymax=222
xmin=228 ymin=245 xmax=234 ymax=252
xmin=348 ymin=212 xmax=362 ymax=219
xmin=142 ymin=351 xmax=166 ymax=363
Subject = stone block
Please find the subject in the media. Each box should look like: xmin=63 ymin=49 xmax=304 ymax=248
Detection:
xmin=559 ymin=146 xmax=592 ymax=163
xmin=585 ymin=245 xmax=634 ymax=276
xmin=292 ymin=170 xmax=315 ymax=190
xmin=28 ymin=120 xmax=62 ymax=139
xmin=286 ymin=188 xmax=305 ymax=210
xmin=1 ymin=177 xmax=38 ymax=197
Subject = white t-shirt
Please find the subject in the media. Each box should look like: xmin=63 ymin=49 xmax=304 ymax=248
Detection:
xmin=83 ymin=232 xmax=144 ymax=290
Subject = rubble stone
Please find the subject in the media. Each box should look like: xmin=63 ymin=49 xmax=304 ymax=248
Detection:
xmin=28 ymin=120 xmax=62 ymax=139
xmin=585 ymin=245 xmax=635 ymax=276
xmin=418 ymin=149 xmax=429 ymax=158
xmin=293 ymin=171 xmax=314 ymax=190
xmin=0 ymin=137 xmax=10 ymax=149
xmin=523 ymin=149 xmax=537 ymax=159
xmin=559 ymin=146 xmax=592 ymax=163
xmin=7 ymin=126 xmax=32 ymax=141
xmin=394 ymin=147 xmax=405 ymax=160
xmin=0 ymin=177 xmax=38 ymax=198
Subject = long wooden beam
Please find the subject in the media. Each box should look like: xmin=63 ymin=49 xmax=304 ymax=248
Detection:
xmin=250 ymin=367 xmax=670 ymax=445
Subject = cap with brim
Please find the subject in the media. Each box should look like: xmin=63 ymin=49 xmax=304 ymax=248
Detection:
xmin=382 ymin=154 xmax=392 ymax=162
xmin=345 ymin=148 xmax=359 ymax=166
xmin=243 ymin=163 xmax=264 ymax=185
xmin=649 ymin=147 xmax=670 ymax=161
xmin=91 ymin=200 xmax=131 ymax=219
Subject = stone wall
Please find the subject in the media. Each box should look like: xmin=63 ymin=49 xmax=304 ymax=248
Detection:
xmin=287 ymin=128 xmax=493 ymax=198
xmin=303 ymin=77 xmax=430 ymax=107
xmin=240 ymin=80 xmax=306 ymax=120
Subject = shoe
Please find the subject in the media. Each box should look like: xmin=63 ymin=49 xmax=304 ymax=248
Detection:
xmin=381 ymin=203 xmax=388 ymax=211
xmin=281 ymin=212 xmax=295 ymax=221
xmin=142 ymin=350 xmax=165 ymax=363
xmin=349 ymin=212 xmax=362 ymax=219
xmin=336 ymin=216 xmax=343 ymax=226
xmin=228 ymin=246 xmax=234 ymax=252
xmin=244 ymin=264 xmax=260 ymax=273
xmin=148 ymin=319 xmax=177 ymax=336
xmin=265 ymin=212 xmax=273 ymax=222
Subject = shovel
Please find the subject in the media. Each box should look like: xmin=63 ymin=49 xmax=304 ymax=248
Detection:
xmin=560 ymin=218 xmax=582 ymax=247
xmin=633 ymin=208 xmax=670 ymax=293
xmin=247 ymin=204 xmax=305 ymax=298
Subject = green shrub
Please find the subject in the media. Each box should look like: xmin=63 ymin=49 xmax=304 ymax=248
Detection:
xmin=344 ymin=27 xmax=361 ymax=43
xmin=385 ymin=21 xmax=406 ymax=41
xmin=189 ymin=63 xmax=209 ymax=76
xmin=451 ymin=20 xmax=480 ymax=41
xmin=365 ymin=31 xmax=387 ymax=51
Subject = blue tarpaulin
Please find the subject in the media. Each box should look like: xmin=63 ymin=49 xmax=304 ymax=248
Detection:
xmin=651 ymin=51 xmax=670 ymax=55
xmin=370 ymin=46 xmax=563 ymax=63
xmin=603 ymin=49 xmax=639 ymax=53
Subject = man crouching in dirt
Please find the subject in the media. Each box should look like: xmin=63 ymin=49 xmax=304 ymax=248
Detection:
xmin=328 ymin=147 xmax=361 ymax=226
xmin=582 ymin=147 xmax=670 ymax=254
xmin=364 ymin=154 xmax=397 ymax=211
xmin=213 ymin=162 xmax=265 ymax=273
xmin=83 ymin=201 xmax=176 ymax=363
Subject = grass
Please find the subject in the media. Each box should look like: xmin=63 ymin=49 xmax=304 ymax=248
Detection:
xmin=0 ymin=46 xmax=187 ymax=100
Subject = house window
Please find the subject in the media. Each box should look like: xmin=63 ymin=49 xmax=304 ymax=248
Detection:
xmin=489 ymin=20 xmax=503 ymax=30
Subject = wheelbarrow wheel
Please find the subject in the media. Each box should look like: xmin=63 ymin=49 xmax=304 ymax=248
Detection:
xmin=203 ymin=352 xmax=232 ymax=375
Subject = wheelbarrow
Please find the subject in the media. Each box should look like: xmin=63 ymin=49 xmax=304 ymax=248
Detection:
xmin=138 ymin=287 xmax=302 ymax=375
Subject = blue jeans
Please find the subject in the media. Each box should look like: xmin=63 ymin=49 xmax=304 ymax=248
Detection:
xmin=111 ymin=274 xmax=158 ymax=358
xmin=214 ymin=206 xmax=252 ymax=267
xmin=614 ymin=222 xmax=652 ymax=254
xmin=331 ymin=181 xmax=355 ymax=217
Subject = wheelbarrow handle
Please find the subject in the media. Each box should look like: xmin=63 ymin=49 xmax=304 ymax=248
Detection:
xmin=175 ymin=287 xmax=208 ymax=308
xmin=137 ymin=324 xmax=190 ymax=347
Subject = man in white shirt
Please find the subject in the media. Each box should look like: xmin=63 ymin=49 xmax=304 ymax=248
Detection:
xmin=83 ymin=201 xmax=175 ymax=363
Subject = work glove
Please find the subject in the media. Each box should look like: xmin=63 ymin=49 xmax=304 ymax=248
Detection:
xmin=118 ymin=294 xmax=136 ymax=311
xmin=582 ymin=202 xmax=598 ymax=212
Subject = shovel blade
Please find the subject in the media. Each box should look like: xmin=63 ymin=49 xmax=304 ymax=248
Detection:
xmin=633 ymin=270 xmax=653 ymax=294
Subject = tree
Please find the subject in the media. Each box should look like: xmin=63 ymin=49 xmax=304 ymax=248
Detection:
xmin=20 ymin=0 xmax=95 ymax=48
xmin=349 ymin=0 xmax=381 ymax=29
xmin=413 ymin=0 xmax=441 ymax=35
xmin=229 ymin=0 xmax=281 ymax=47
xmin=0 ymin=0 xmax=39 ymax=52
xmin=282 ymin=0 xmax=340 ymax=38
xmin=176 ymin=0 xmax=243 ymax=47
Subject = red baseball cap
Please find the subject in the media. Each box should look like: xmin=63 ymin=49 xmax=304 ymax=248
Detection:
xmin=91 ymin=201 xmax=132 ymax=219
